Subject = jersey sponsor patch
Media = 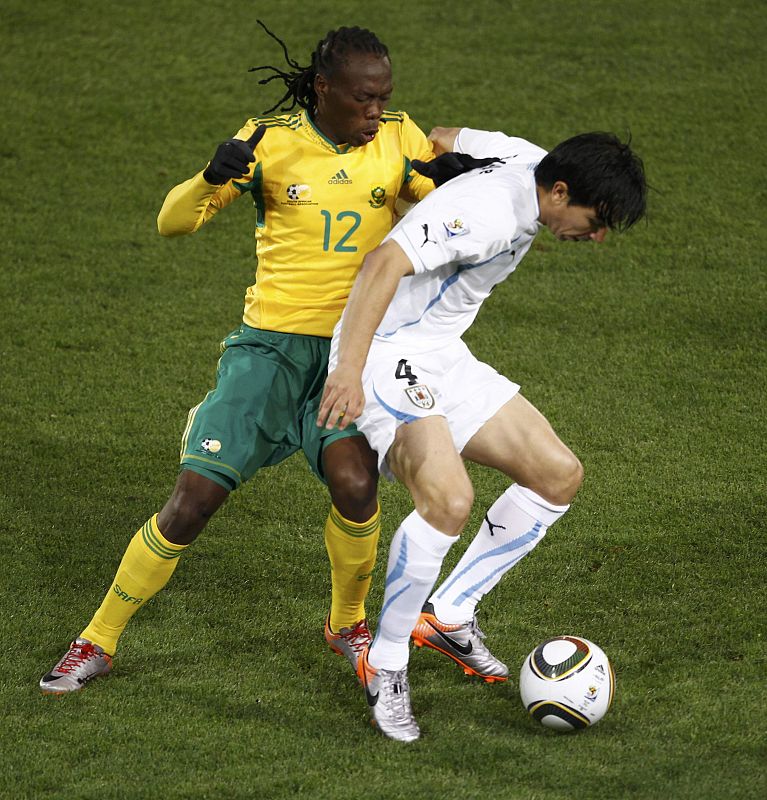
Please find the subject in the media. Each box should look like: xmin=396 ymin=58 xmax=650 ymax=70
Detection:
xmin=286 ymin=183 xmax=312 ymax=201
xmin=443 ymin=218 xmax=469 ymax=238
xmin=405 ymin=384 xmax=435 ymax=409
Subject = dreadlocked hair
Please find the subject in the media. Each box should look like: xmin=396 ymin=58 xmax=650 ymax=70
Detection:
xmin=249 ymin=21 xmax=389 ymax=115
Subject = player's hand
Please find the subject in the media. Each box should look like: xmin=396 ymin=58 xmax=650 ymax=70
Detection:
xmin=412 ymin=152 xmax=503 ymax=187
xmin=317 ymin=365 xmax=366 ymax=431
xmin=203 ymin=125 xmax=266 ymax=185
xmin=428 ymin=126 xmax=461 ymax=156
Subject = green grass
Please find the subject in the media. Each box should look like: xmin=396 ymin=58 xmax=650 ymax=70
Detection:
xmin=1 ymin=0 xmax=766 ymax=797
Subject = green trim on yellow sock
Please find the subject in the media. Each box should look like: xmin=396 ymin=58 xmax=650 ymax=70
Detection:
xmin=140 ymin=516 xmax=185 ymax=559
xmin=329 ymin=505 xmax=380 ymax=538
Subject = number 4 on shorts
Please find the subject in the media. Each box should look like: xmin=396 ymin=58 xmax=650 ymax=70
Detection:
xmin=395 ymin=359 xmax=418 ymax=386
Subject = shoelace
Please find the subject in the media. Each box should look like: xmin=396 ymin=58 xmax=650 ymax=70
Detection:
xmin=469 ymin=616 xmax=487 ymax=642
xmin=342 ymin=621 xmax=372 ymax=655
xmin=384 ymin=669 xmax=414 ymax=724
xmin=57 ymin=642 xmax=98 ymax=674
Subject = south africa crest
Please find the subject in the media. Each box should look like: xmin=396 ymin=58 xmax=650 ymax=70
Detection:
xmin=369 ymin=186 xmax=386 ymax=208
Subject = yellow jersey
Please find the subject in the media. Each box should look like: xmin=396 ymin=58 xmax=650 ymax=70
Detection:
xmin=158 ymin=109 xmax=434 ymax=337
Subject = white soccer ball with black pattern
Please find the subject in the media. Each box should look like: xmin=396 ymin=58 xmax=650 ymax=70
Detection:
xmin=519 ymin=636 xmax=615 ymax=731
xmin=287 ymin=183 xmax=310 ymax=201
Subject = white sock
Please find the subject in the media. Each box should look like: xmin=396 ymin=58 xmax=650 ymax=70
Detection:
xmin=429 ymin=485 xmax=569 ymax=624
xmin=368 ymin=510 xmax=455 ymax=671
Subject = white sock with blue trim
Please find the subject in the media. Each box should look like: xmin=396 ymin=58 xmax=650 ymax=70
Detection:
xmin=368 ymin=510 xmax=456 ymax=671
xmin=429 ymin=484 xmax=569 ymax=625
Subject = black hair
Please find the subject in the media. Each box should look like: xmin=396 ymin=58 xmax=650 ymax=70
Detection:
xmin=534 ymin=133 xmax=647 ymax=231
xmin=249 ymin=21 xmax=390 ymax=115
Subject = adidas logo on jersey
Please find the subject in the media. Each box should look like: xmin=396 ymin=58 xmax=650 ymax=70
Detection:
xmin=328 ymin=169 xmax=352 ymax=184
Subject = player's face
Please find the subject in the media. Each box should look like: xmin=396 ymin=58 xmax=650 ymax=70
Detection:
xmin=541 ymin=181 xmax=608 ymax=242
xmin=314 ymin=53 xmax=393 ymax=147
xmin=551 ymin=204 xmax=608 ymax=242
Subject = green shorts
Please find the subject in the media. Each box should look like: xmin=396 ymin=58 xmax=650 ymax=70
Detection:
xmin=179 ymin=324 xmax=361 ymax=491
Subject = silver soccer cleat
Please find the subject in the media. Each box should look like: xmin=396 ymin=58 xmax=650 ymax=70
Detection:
xmin=411 ymin=601 xmax=509 ymax=682
xmin=40 ymin=639 xmax=113 ymax=694
xmin=357 ymin=647 xmax=420 ymax=743
xmin=324 ymin=615 xmax=372 ymax=673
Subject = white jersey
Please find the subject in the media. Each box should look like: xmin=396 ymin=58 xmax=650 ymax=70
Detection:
xmin=333 ymin=130 xmax=547 ymax=354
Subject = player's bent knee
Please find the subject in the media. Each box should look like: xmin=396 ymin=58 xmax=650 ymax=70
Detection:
xmin=327 ymin=462 xmax=377 ymax=502
xmin=415 ymin=481 xmax=474 ymax=536
xmin=323 ymin=438 xmax=379 ymax=520
xmin=571 ymin=456 xmax=585 ymax=491
xmin=158 ymin=473 xmax=228 ymax=544
xmin=158 ymin=500 xmax=212 ymax=545
xmin=443 ymin=490 xmax=474 ymax=526
xmin=326 ymin=462 xmax=379 ymax=520
xmin=544 ymin=451 xmax=584 ymax=506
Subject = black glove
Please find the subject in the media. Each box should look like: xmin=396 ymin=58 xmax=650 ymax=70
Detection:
xmin=411 ymin=152 xmax=503 ymax=187
xmin=203 ymin=125 xmax=266 ymax=184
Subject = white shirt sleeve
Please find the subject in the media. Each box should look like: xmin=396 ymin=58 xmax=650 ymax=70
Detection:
xmin=455 ymin=129 xmax=547 ymax=163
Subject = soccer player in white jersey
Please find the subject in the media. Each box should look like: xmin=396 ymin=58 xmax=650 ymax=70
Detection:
xmin=317 ymin=127 xmax=647 ymax=741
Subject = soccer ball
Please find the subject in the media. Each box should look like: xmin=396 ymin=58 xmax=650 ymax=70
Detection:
xmin=519 ymin=636 xmax=615 ymax=731
xmin=286 ymin=183 xmax=310 ymax=201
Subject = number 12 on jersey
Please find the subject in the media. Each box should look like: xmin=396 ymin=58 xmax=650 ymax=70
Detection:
xmin=321 ymin=210 xmax=361 ymax=252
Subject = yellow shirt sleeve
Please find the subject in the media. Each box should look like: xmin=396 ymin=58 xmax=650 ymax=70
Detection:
xmin=398 ymin=115 xmax=435 ymax=203
xmin=157 ymin=170 xmax=245 ymax=236
xmin=156 ymin=120 xmax=266 ymax=237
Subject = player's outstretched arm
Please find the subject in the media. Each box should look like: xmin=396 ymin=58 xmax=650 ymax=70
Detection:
xmin=317 ymin=240 xmax=414 ymax=431
xmin=157 ymin=125 xmax=266 ymax=237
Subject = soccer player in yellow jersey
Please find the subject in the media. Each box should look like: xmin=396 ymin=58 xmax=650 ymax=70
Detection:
xmin=40 ymin=24 xmax=435 ymax=693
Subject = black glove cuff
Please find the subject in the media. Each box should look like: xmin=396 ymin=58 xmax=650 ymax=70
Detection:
xmin=202 ymin=165 xmax=226 ymax=185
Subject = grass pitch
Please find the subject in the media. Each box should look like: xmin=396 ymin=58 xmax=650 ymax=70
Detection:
xmin=1 ymin=1 xmax=765 ymax=798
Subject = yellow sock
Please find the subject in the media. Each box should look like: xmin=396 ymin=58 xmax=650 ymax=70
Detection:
xmin=325 ymin=504 xmax=381 ymax=631
xmin=80 ymin=514 xmax=187 ymax=655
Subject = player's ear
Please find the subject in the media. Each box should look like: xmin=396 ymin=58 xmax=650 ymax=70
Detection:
xmin=551 ymin=180 xmax=570 ymax=206
xmin=315 ymin=71 xmax=329 ymax=102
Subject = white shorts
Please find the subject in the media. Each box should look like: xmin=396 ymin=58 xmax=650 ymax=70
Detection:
xmin=356 ymin=339 xmax=520 ymax=480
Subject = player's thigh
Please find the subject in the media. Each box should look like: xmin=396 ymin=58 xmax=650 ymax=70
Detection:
xmin=461 ymin=393 xmax=579 ymax=491
xmin=388 ymin=416 xmax=473 ymax=533
xmin=302 ymin=388 xmax=375 ymax=486
xmin=181 ymin=327 xmax=321 ymax=488
xmin=439 ymin=342 xmax=520 ymax=454
xmin=351 ymin=347 xmax=450 ymax=481
xmin=302 ymin=423 xmax=379 ymax=521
